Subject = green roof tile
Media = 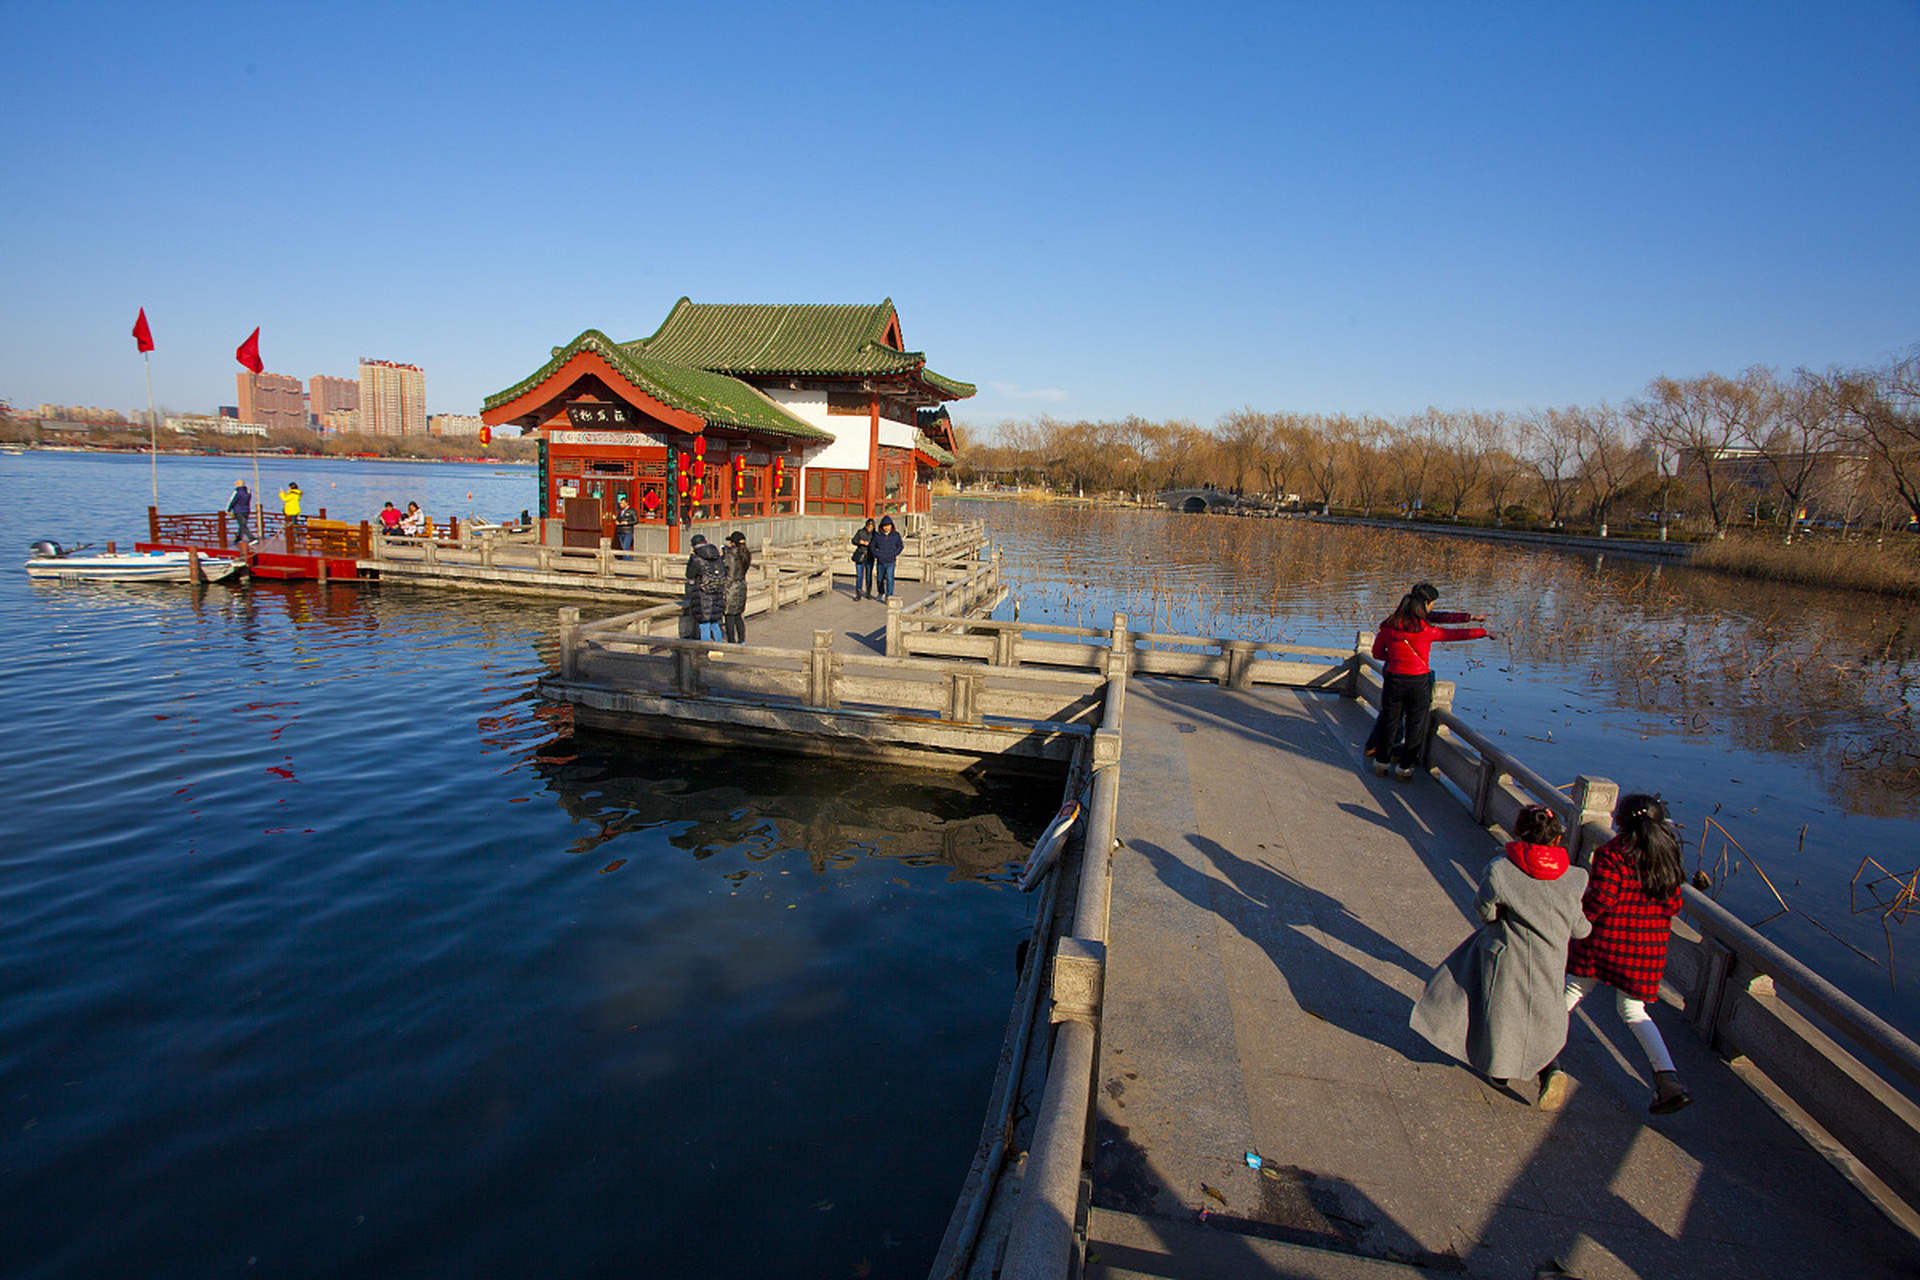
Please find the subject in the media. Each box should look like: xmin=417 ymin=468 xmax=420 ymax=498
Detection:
xmin=627 ymin=299 xmax=975 ymax=399
xmin=484 ymin=330 xmax=832 ymax=441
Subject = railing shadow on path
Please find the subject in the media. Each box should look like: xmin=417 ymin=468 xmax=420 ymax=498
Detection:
xmin=1099 ymin=682 xmax=1919 ymax=1278
xmin=1128 ymin=834 xmax=1448 ymax=1072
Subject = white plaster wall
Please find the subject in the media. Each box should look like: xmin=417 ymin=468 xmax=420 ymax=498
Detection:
xmin=762 ymin=388 xmax=891 ymax=471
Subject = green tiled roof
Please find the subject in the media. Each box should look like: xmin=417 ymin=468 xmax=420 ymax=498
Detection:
xmin=484 ymin=330 xmax=831 ymax=441
xmin=627 ymin=298 xmax=975 ymax=399
xmin=913 ymin=431 xmax=956 ymax=468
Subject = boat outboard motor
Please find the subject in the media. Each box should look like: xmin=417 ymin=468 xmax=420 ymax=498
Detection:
xmin=28 ymin=540 xmax=65 ymax=559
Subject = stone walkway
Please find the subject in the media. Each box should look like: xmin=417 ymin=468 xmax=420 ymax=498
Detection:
xmin=1086 ymin=679 xmax=1917 ymax=1279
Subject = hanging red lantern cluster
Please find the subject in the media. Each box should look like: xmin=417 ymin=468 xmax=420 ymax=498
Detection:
xmin=676 ymin=452 xmax=689 ymax=496
xmin=733 ymin=463 xmax=744 ymax=499
xmin=772 ymin=456 xmax=786 ymax=494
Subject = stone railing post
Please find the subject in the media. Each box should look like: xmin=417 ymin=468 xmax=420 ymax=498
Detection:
xmin=1569 ymin=775 xmax=1619 ymax=867
xmin=1422 ymin=678 xmax=1454 ymax=765
xmin=885 ymin=596 xmax=902 ymax=658
xmin=1223 ymin=639 xmax=1254 ymax=689
xmin=597 ymin=536 xmax=611 ymax=578
xmin=558 ymin=607 xmax=580 ymax=681
xmin=807 ymin=629 xmax=838 ymax=708
xmin=946 ymin=670 xmax=983 ymax=724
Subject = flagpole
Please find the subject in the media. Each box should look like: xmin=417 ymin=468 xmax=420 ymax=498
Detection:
xmin=144 ymin=350 xmax=159 ymax=506
xmin=251 ymin=371 xmax=262 ymax=540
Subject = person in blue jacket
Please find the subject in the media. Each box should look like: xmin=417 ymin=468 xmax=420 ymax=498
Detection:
xmin=870 ymin=515 xmax=904 ymax=598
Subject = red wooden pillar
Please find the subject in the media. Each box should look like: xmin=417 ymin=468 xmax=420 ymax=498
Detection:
xmin=865 ymin=400 xmax=881 ymax=520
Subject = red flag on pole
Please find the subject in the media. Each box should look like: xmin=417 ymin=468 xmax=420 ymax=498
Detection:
xmin=133 ymin=308 xmax=155 ymax=353
xmin=236 ymin=327 xmax=263 ymax=374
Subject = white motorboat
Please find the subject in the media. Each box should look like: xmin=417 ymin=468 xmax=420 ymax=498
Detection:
xmin=24 ymin=542 xmax=244 ymax=583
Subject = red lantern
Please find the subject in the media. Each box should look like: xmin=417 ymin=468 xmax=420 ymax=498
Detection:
xmin=693 ymin=435 xmax=706 ymax=458
xmin=692 ymin=478 xmax=704 ymax=502
xmin=691 ymin=457 xmax=704 ymax=480
xmin=677 ymin=469 xmax=689 ymax=496
xmin=733 ymin=467 xmax=744 ymax=498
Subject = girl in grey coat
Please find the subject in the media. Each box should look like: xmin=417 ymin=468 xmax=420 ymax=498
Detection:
xmin=1410 ymin=806 xmax=1591 ymax=1102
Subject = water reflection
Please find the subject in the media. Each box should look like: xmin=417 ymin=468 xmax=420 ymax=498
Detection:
xmin=948 ymin=497 xmax=1920 ymax=1026
xmin=961 ymin=500 xmax=1920 ymax=814
xmin=536 ymin=734 xmax=1054 ymax=882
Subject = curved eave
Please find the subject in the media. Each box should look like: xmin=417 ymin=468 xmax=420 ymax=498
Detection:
xmin=912 ymin=432 xmax=956 ymax=468
xmin=482 ymin=330 xmax=830 ymax=441
xmin=481 ymin=347 xmax=704 ymax=434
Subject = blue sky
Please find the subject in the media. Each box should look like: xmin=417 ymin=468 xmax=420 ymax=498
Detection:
xmin=3 ymin=2 xmax=1916 ymax=437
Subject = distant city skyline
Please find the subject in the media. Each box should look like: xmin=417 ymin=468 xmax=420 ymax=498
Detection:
xmin=2 ymin=3 xmax=1916 ymax=436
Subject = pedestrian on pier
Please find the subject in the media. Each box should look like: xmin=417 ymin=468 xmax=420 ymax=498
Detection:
xmin=685 ymin=533 xmax=726 ymax=643
xmin=1409 ymin=805 xmax=1590 ymax=1107
xmin=378 ymin=501 xmax=403 ymax=535
xmin=614 ymin=493 xmax=638 ymax=551
xmin=278 ymin=481 xmax=304 ymax=532
xmin=227 ymin=479 xmax=253 ymax=543
xmin=1549 ymin=793 xmax=1694 ymax=1115
xmin=722 ymin=531 xmax=750 ymax=644
xmin=401 ymin=502 xmax=425 ymax=537
xmin=871 ymin=515 xmax=904 ymax=599
xmin=1366 ymin=582 xmax=1488 ymax=780
xmin=850 ymin=518 xmax=876 ymax=599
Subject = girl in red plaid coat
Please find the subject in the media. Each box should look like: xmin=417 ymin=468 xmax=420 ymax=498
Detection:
xmin=1542 ymin=793 xmax=1692 ymax=1114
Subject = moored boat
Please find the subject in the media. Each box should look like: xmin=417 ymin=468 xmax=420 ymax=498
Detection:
xmin=24 ymin=543 xmax=243 ymax=583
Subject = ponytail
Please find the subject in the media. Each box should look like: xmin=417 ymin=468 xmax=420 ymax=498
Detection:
xmin=1615 ymin=793 xmax=1683 ymax=900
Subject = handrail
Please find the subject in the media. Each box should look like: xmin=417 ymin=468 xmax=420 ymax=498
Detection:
xmin=1682 ymin=887 xmax=1920 ymax=1095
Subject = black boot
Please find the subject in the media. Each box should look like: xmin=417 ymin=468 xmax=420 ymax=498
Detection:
xmin=1650 ymin=1070 xmax=1692 ymax=1115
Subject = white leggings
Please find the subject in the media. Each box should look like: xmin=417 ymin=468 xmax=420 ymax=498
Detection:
xmin=1565 ymin=974 xmax=1675 ymax=1074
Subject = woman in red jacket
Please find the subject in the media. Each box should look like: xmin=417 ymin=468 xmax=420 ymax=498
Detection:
xmin=1543 ymin=793 xmax=1692 ymax=1115
xmin=1366 ymin=582 xmax=1488 ymax=780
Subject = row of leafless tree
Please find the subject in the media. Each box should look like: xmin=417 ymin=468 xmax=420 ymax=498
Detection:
xmin=954 ymin=347 xmax=1920 ymax=536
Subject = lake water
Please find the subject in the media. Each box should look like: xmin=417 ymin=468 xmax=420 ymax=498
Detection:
xmin=953 ymin=497 xmax=1920 ymax=1037
xmin=0 ymin=452 xmax=1054 ymax=1280
xmin=4 ymin=455 xmax=1916 ymax=1279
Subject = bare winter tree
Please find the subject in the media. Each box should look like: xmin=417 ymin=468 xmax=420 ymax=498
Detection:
xmin=1837 ymin=346 xmax=1920 ymax=527
xmin=1570 ymin=402 xmax=1651 ymax=528
xmin=1521 ymin=408 xmax=1581 ymax=524
xmin=1753 ymin=368 xmax=1849 ymax=541
xmin=1632 ymin=370 xmax=1770 ymax=533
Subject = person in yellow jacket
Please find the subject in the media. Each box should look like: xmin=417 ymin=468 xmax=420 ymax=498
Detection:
xmin=278 ymin=481 xmax=305 ymax=531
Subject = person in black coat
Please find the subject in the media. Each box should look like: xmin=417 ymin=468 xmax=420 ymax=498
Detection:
xmin=870 ymin=515 xmax=904 ymax=598
xmin=850 ymin=518 xmax=876 ymax=599
xmin=722 ymin=531 xmax=751 ymax=643
xmin=684 ymin=534 xmax=727 ymax=641
xmin=227 ymin=479 xmax=253 ymax=544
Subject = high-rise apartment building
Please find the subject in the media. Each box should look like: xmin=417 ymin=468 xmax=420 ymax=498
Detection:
xmin=237 ymin=372 xmax=306 ymax=434
xmin=358 ymin=359 xmax=426 ymax=436
xmin=310 ymin=375 xmax=359 ymax=429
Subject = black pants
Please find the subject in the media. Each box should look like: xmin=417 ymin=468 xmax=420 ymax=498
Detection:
xmin=722 ymin=614 xmax=745 ymax=644
xmin=1371 ymin=671 xmax=1434 ymax=767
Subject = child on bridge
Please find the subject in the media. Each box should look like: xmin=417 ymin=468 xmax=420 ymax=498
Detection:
xmin=1410 ymin=805 xmax=1591 ymax=1105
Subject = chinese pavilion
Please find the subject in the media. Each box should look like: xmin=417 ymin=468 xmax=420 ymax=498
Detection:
xmin=481 ymin=299 xmax=970 ymax=552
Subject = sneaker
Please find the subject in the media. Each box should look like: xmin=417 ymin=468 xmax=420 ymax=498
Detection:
xmin=1372 ymin=760 xmax=1390 ymax=777
xmin=1393 ymin=764 xmax=1414 ymax=781
xmin=1649 ymin=1070 xmax=1693 ymax=1115
xmin=1537 ymin=1064 xmax=1571 ymax=1111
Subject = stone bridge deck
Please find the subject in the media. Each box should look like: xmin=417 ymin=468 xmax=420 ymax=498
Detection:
xmin=1087 ymin=680 xmax=1917 ymax=1279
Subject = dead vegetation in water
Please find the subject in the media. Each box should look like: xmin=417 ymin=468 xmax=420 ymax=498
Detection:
xmin=1691 ymin=531 xmax=1920 ymax=597
xmin=1697 ymin=812 xmax=1919 ymax=992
